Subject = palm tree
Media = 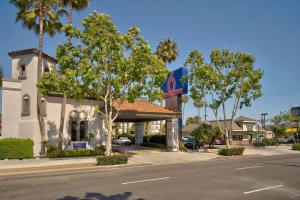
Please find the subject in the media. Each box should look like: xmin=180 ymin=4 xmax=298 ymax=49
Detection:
xmin=56 ymin=0 xmax=90 ymax=150
xmin=156 ymin=38 xmax=179 ymax=66
xmin=156 ymin=38 xmax=179 ymax=134
xmin=182 ymin=94 xmax=189 ymax=123
xmin=10 ymin=0 xmax=64 ymax=154
xmin=59 ymin=0 xmax=91 ymax=43
xmin=0 ymin=65 xmax=3 ymax=87
xmin=194 ymin=99 xmax=204 ymax=119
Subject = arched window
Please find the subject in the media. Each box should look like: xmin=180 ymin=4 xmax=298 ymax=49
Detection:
xmin=22 ymin=95 xmax=30 ymax=116
xmin=18 ymin=64 xmax=26 ymax=79
xmin=71 ymin=121 xmax=77 ymax=141
xmin=41 ymin=98 xmax=47 ymax=116
xmin=80 ymin=121 xmax=86 ymax=141
xmin=44 ymin=66 xmax=50 ymax=73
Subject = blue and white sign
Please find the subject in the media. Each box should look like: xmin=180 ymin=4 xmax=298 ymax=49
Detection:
xmin=162 ymin=67 xmax=188 ymax=99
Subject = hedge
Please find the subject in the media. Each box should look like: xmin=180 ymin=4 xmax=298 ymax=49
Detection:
xmin=218 ymin=147 xmax=245 ymax=156
xmin=95 ymin=145 xmax=106 ymax=156
xmin=254 ymin=138 xmax=278 ymax=147
xmin=292 ymin=144 xmax=300 ymax=151
xmin=141 ymin=142 xmax=166 ymax=149
xmin=0 ymin=138 xmax=34 ymax=159
xmin=97 ymin=154 xmax=128 ymax=165
xmin=46 ymin=146 xmax=96 ymax=158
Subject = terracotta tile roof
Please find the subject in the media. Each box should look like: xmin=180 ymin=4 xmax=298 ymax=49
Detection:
xmin=8 ymin=48 xmax=57 ymax=63
xmin=115 ymin=99 xmax=179 ymax=115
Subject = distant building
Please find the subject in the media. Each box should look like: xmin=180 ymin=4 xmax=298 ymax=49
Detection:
xmin=182 ymin=116 xmax=267 ymax=145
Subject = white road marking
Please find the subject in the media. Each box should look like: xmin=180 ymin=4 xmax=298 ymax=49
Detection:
xmin=244 ymin=185 xmax=283 ymax=194
xmin=121 ymin=177 xmax=171 ymax=185
xmin=235 ymin=165 xmax=262 ymax=170
xmin=0 ymin=164 xmax=158 ymax=179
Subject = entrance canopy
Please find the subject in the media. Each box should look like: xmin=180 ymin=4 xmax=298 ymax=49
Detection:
xmin=114 ymin=99 xmax=180 ymax=122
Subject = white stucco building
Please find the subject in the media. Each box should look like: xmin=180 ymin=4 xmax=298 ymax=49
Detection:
xmin=2 ymin=49 xmax=107 ymax=155
xmin=1 ymin=49 xmax=180 ymax=156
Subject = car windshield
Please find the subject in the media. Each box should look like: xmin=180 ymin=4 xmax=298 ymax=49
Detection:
xmin=187 ymin=138 xmax=195 ymax=142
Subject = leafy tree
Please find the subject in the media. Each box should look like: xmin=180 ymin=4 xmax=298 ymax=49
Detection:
xmin=185 ymin=115 xmax=201 ymax=126
xmin=37 ymin=47 xmax=83 ymax=149
xmin=192 ymin=123 xmax=222 ymax=148
xmin=59 ymin=0 xmax=91 ymax=43
xmin=10 ymin=0 xmax=65 ymax=154
xmin=59 ymin=13 xmax=167 ymax=156
xmin=156 ymin=38 xmax=179 ymax=134
xmin=271 ymin=112 xmax=291 ymax=137
xmin=191 ymin=123 xmax=212 ymax=149
xmin=186 ymin=50 xmax=263 ymax=148
xmin=182 ymin=94 xmax=189 ymax=122
xmin=43 ymin=0 xmax=91 ymax=150
xmin=193 ymin=99 xmax=204 ymax=119
xmin=0 ymin=65 xmax=3 ymax=87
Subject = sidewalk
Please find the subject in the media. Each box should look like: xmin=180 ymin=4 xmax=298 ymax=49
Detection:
xmin=0 ymin=145 xmax=298 ymax=175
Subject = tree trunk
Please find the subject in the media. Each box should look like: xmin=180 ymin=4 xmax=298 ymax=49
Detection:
xmin=222 ymin=102 xmax=230 ymax=148
xmin=37 ymin=16 xmax=46 ymax=155
xmin=106 ymin=121 xmax=112 ymax=156
xmin=197 ymin=108 xmax=200 ymax=119
xmin=58 ymin=94 xmax=67 ymax=150
xmin=67 ymin=0 xmax=72 ymax=44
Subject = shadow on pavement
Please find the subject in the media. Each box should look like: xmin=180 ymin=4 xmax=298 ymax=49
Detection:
xmin=57 ymin=192 xmax=145 ymax=200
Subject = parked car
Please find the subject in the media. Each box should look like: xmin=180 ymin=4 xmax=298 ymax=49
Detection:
xmin=278 ymin=136 xmax=295 ymax=144
xmin=117 ymin=137 xmax=131 ymax=145
xmin=182 ymin=136 xmax=193 ymax=142
xmin=214 ymin=139 xmax=222 ymax=145
xmin=183 ymin=137 xmax=201 ymax=149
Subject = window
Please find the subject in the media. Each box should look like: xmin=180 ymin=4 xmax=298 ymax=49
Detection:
xmin=71 ymin=121 xmax=77 ymax=141
xmin=80 ymin=121 xmax=86 ymax=141
xmin=232 ymin=135 xmax=243 ymax=141
xmin=44 ymin=66 xmax=50 ymax=73
xmin=22 ymin=95 xmax=30 ymax=116
xmin=18 ymin=65 xmax=26 ymax=79
xmin=40 ymin=98 xmax=47 ymax=116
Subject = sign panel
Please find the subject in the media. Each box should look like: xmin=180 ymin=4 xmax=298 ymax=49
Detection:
xmin=72 ymin=142 xmax=87 ymax=150
xmin=162 ymin=67 xmax=188 ymax=99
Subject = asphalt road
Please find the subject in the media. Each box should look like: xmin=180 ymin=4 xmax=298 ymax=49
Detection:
xmin=0 ymin=154 xmax=299 ymax=200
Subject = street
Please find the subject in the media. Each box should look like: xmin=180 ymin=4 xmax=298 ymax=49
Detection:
xmin=0 ymin=154 xmax=299 ymax=200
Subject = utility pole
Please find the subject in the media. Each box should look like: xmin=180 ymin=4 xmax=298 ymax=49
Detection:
xmin=204 ymin=101 xmax=208 ymax=122
xmin=261 ymin=113 xmax=268 ymax=129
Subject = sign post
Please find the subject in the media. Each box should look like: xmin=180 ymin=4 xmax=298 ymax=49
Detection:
xmin=162 ymin=67 xmax=188 ymax=151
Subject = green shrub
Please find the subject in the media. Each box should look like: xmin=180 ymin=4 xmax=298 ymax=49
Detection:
xmin=179 ymin=142 xmax=187 ymax=152
xmin=46 ymin=147 xmax=96 ymax=158
xmin=254 ymin=138 xmax=278 ymax=147
xmin=46 ymin=145 xmax=61 ymax=158
xmin=263 ymin=138 xmax=278 ymax=146
xmin=59 ymin=150 xmax=96 ymax=157
xmin=218 ymin=147 xmax=245 ymax=156
xmin=292 ymin=144 xmax=300 ymax=150
xmin=141 ymin=142 xmax=166 ymax=149
xmin=254 ymin=141 xmax=266 ymax=147
xmin=0 ymin=138 xmax=34 ymax=159
xmin=95 ymin=145 xmax=106 ymax=156
xmin=97 ymin=154 xmax=128 ymax=165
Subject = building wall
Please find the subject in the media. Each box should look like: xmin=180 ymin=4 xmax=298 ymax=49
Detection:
xmin=1 ymin=52 xmax=107 ymax=155
xmin=45 ymin=96 xmax=106 ymax=149
xmin=1 ymin=79 xmax=22 ymax=138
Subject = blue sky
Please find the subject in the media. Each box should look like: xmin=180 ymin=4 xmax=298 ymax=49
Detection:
xmin=1 ymin=0 xmax=300 ymax=122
